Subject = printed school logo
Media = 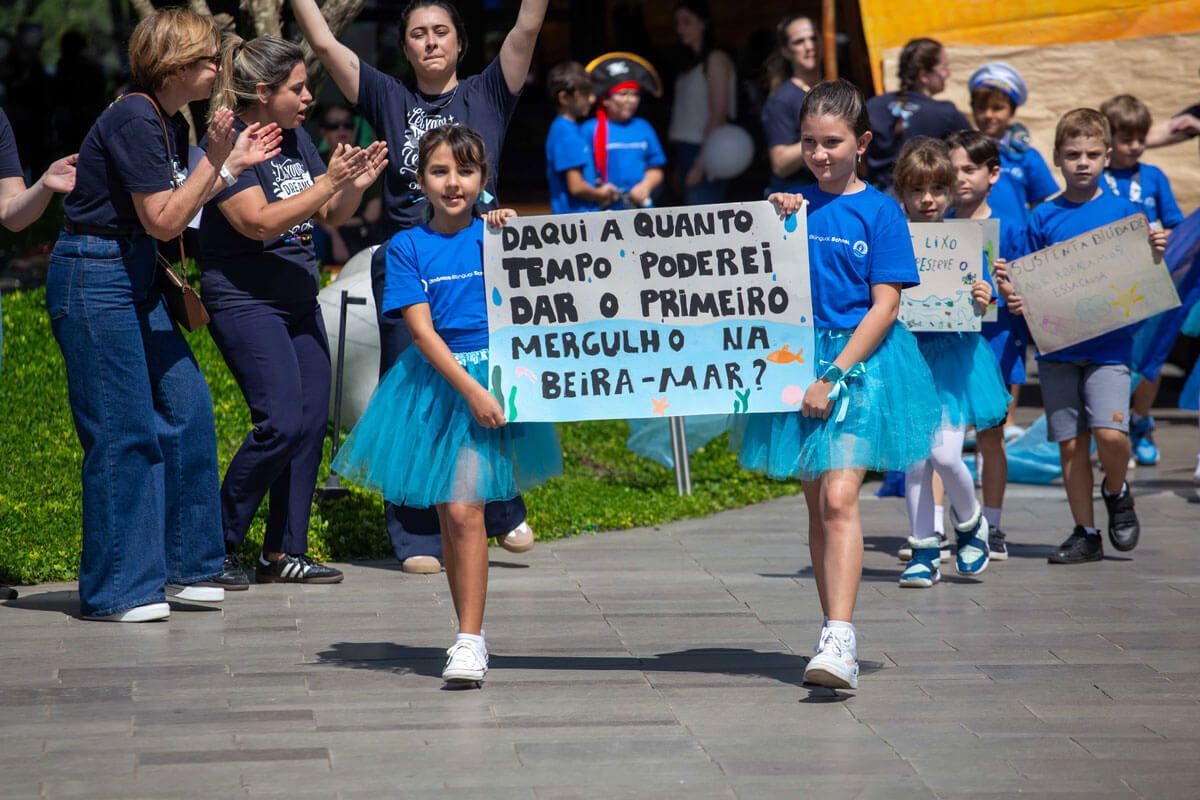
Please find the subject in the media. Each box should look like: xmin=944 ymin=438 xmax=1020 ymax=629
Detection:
xmin=852 ymin=240 xmax=869 ymax=258
xmin=402 ymin=107 xmax=455 ymax=192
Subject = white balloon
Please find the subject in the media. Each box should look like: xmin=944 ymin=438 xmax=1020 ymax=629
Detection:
xmin=318 ymin=246 xmax=381 ymax=430
xmin=702 ymin=124 xmax=754 ymax=180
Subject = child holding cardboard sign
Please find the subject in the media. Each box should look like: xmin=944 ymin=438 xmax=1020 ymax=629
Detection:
xmin=744 ymin=80 xmax=940 ymax=690
xmin=997 ymin=109 xmax=1168 ymax=565
xmin=893 ymin=137 xmax=1009 ymax=588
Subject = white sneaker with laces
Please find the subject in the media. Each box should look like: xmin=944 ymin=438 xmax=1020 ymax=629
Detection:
xmin=804 ymin=624 xmax=859 ymax=690
xmin=442 ymin=638 xmax=488 ymax=686
xmin=84 ymin=602 xmax=170 ymax=623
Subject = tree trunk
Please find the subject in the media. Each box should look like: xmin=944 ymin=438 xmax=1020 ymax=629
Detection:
xmin=246 ymin=0 xmax=285 ymax=38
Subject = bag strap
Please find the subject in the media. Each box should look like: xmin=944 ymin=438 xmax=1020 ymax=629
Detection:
xmin=117 ymin=92 xmax=188 ymax=270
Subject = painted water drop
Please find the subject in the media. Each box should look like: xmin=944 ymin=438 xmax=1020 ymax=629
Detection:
xmin=783 ymin=213 xmax=798 ymax=233
xmin=491 ymin=287 xmax=502 ymax=306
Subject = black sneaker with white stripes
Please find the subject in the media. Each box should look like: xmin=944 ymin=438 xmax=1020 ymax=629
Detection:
xmin=256 ymin=554 xmax=344 ymax=584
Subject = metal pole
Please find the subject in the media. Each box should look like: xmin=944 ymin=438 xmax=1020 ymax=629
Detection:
xmin=668 ymin=416 xmax=692 ymax=497
xmin=317 ymin=290 xmax=367 ymax=503
xmin=822 ymin=0 xmax=838 ymax=81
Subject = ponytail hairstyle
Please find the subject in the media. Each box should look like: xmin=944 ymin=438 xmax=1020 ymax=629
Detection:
xmin=897 ymin=37 xmax=943 ymax=95
xmin=799 ymin=78 xmax=870 ymax=138
xmin=764 ymin=14 xmax=819 ymax=94
xmin=210 ymin=34 xmax=304 ymax=120
xmin=416 ymin=124 xmax=490 ymax=215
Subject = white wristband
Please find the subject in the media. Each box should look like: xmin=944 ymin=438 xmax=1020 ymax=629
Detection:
xmin=219 ymin=165 xmax=237 ymax=187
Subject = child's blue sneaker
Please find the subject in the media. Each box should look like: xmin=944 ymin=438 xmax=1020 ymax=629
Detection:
xmin=953 ymin=507 xmax=990 ymax=576
xmin=899 ymin=536 xmax=942 ymax=588
xmin=1130 ymin=415 xmax=1159 ymax=466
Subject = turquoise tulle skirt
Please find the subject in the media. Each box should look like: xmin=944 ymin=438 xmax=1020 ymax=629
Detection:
xmin=916 ymin=332 xmax=1011 ymax=431
xmin=332 ymin=347 xmax=562 ymax=507
xmin=734 ymin=323 xmax=939 ymax=480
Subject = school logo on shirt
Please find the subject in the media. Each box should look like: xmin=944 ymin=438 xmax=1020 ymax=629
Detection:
xmin=853 ymin=240 xmax=869 ymax=258
xmin=402 ymin=107 xmax=456 ymax=192
xmin=269 ymin=157 xmax=315 ymax=241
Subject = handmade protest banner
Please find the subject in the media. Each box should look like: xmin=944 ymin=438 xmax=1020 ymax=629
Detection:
xmin=979 ymin=218 xmax=1000 ymax=323
xmin=1007 ymin=213 xmax=1180 ymax=355
xmin=483 ymin=202 xmax=815 ymax=422
xmin=899 ymin=220 xmax=985 ymax=332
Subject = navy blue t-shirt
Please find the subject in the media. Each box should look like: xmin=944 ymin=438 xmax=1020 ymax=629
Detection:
xmin=0 ymin=109 xmax=22 ymax=180
xmin=356 ymin=58 xmax=519 ymax=232
xmin=1026 ymin=191 xmax=1144 ymax=364
xmin=801 ymin=183 xmax=919 ymax=329
xmin=382 ymin=217 xmax=488 ymax=352
xmin=578 ymin=116 xmax=666 ymax=196
xmin=198 ymin=121 xmax=328 ymax=308
xmin=761 ymin=80 xmax=815 ymax=193
xmin=865 ymin=92 xmax=970 ymax=190
xmin=64 ymin=93 xmax=189 ymax=233
xmin=545 ymin=115 xmax=598 ymax=214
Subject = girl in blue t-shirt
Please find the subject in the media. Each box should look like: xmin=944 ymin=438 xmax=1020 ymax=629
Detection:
xmin=333 ymin=125 xmax=562 ymax=688
xmin=741 ymin=80 xmax=940 ymax=690
xmin=893 ymin=137 xmax=1009 ymax=590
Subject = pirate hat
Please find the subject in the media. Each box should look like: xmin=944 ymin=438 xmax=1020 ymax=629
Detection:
xmin=585 ymin=52 xmax=663 ymax=98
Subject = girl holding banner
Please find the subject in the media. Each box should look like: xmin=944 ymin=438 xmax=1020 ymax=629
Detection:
xmin=743 ymin=80 xmax=939 ymax=690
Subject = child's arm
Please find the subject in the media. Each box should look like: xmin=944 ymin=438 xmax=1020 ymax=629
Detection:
xmin=402 ymin=303 xmax=506 ymax=428
xmin=802 ymin=282 xmax=901 ymax=419
xmin=499 ymin=0 xmax=549 ymax=94
xmin=565 ymin=168 xmax=619 ymax=207
xmin=289 ymin=0 xmax=362 ymax=104
xmin=629 ymin=168 xmax=663 ymax=206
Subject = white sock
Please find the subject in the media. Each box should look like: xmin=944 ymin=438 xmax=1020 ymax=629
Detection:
xmin=983 ymin=506 xmax=1002 ymax=529
xmin=456 ymin=632 xmax=485 ymax=649
xmin=933 ymin=505 xmax=946 ymax=536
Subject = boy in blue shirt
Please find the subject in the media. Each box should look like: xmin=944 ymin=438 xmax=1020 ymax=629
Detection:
xmin=545 ymin=61 xmax=619 ymax=214
xmin=1000 ymin=109 xmax=1168 ymax=565
xmin=968 ymin=63 xmax=1059 ymax=227
xmin=1100 ymin=94 xmax=1186 ymax=467
xmin=580 ymin=54 xmax=665 ymax=208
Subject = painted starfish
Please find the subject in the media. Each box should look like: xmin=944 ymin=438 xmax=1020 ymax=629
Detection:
xmin=651 ymin=397 xmax=670 ymax=416
xmin=1110 ymin=283 xmax=1146 ymax=318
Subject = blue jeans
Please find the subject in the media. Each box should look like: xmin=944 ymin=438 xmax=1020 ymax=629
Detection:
xmin=208 ymin=300 xmax=330 ymax=556
xmin=47 ymin=233 xmax=224 ymax=617
xmin=368 ymin=245 xmax=526 ymax=561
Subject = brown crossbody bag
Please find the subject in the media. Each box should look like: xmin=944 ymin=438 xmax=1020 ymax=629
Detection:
xmin=120 ymin=92 xmax=210 ymax=331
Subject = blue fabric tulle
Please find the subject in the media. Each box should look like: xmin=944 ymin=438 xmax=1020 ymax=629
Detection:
xmin=916 ymin=332 xmax=1011 ymax=431
xmin=734 ymin=323 xmax=939 ymax=480
xmin=332 ymin=347 xmax=562 ymax=507
xmin=980 ymin=308 xmax=1028 ymax=385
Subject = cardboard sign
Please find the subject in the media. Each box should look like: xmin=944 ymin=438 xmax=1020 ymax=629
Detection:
xmin=980 ymin=218 xmax=1000 ymax=323
xmin=899 ymin=220 xmax=985 ymax=332
xmin=1007 ymin=214 xmax=1180 ymax=355
xmin=484 ymin=202 xmax=816 ymax=422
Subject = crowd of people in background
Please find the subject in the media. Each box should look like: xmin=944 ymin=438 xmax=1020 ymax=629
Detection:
xmin=1 ymin=0 xmax=1199 ymax=693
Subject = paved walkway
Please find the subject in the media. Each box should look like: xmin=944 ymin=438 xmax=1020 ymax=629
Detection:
xmin=3 ymin=410 xmax=1199 ymax=799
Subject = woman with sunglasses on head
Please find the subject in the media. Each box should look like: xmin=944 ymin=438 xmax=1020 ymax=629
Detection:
xmin=48 ymin=8 xmax=281 ymax=622
xmin=290 ymin=0 xmax=548 ymax=574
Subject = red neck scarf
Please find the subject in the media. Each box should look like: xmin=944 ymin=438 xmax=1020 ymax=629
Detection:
xmin=593 ymin=80 xmax=640 ymax=183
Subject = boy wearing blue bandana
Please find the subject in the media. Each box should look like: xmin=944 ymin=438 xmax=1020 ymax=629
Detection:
xmin=969 ymin=63 xmax=1059 ymax=226
xmin=999 ymin=109 xmax=1168 ymax=566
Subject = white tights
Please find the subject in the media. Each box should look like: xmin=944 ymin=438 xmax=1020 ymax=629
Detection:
xmin=906 ymin=428 xmax=980 ymax=538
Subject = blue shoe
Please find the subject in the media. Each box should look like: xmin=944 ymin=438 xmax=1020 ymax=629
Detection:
xmin=876 ymin=470 xmax=906 ymax=498
xmin=953 ymin=507 xmax=990 ymax=576
xmin=899 ymin=536 xmax=942 ymax=587
xmin=1130 ymin=416 xmax=1159 ymax=466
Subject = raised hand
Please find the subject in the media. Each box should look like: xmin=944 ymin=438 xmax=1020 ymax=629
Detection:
xmin=351 ymin=141 xmax=389 ymax=191
xmin=228 ymin=122 xmax=283 ymax=175
xmin=41 ymin=154 xmax=78 ymax=194
xmin=326 ymin=143 xmax=369 ymax=190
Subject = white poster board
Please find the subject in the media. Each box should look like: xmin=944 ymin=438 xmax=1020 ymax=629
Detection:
xmin=484 ymin=202 xmax=816 ymax=422
xmin=899 ymin=220 xmax=985 ymax=332
xmin=1007 ymin=214 xmax=1180 ymax=355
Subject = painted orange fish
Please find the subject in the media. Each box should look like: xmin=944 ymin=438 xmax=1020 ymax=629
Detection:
xmin=766 ymin=344 xmax=805 ymax=365
xmin=651 ymin=397 xmax=670 ymax=416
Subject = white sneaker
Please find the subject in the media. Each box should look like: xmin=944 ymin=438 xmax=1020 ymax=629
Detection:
xmin=84 ymin=602 xmax=170 ymax=623
xmin=499 ymin=522 xmax=535 ymax=553
xmin=166 ymin=583 xmax=225 ymax=603
xmin=442 ymin=638 xmax=488 ymax=686
xmin=804 ymin=624 xmax=858 ymax=690
xmin=898 ymin=533 xmax=951 ymax=562
xmin=1193 ymin=454 xmax=1200 ymax=484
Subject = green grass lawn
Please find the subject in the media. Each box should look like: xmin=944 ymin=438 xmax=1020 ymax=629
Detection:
xmin=0 ymin=288 xmax=799 ymax=585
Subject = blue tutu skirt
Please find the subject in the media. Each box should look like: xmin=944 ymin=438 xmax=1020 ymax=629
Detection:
xmin=332 ymin=347 xmax=562 ymax=507
xmin=735 ymin=323 xmax=939 ymax=480
xmin=981 ymin=307 xmax=1028 ymax=385
xmin=916 ymin=332 xmax=1010 ymax=431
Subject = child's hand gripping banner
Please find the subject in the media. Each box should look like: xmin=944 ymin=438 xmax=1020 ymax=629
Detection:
xmin=1008 ymin=213 xmax=1181 ymax=355
xmin=484 ymin=201 xmax=815 ymax=422
xmin=899 ymin=220 xmax=986 ymax=332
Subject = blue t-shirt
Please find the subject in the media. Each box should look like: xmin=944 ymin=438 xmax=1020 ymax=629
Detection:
xmin=198 ymin=122 xmax=328 ymax=308
xmin=1103 ymin=163 xmax=1184 ymax=229
xmin=1026 ymin=191 xmax=1144 ymax=364
xmin=0 ymin=109 xmax=22 ymax=180
xmin=64 ymin=92 xmax=189 ymax=233
xmin=382 ymin=217 xmax=488 ymax=351
xmin=865 ymin=92 xmax=970 ymax=190
xmin=545 ymin=115 xmax=598 ymax=214
xmin=801 ymin=183 xmax=919 ymax=329
xmin=578 ymin=116 xmax=666 ymax=195
xmin=761 ymin=80 xmax=815 ymax=193
xmin=356 ymin=58 xmax=519 ymax=232
xmin=990 ymin=145 xmax=1059 ymax=227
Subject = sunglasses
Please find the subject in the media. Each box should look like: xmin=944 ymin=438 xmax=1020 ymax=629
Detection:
xmin=321 ymin=119 xmax=355 ymax=131
xmin=191 ymin=54 xmax=221 ymax=68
